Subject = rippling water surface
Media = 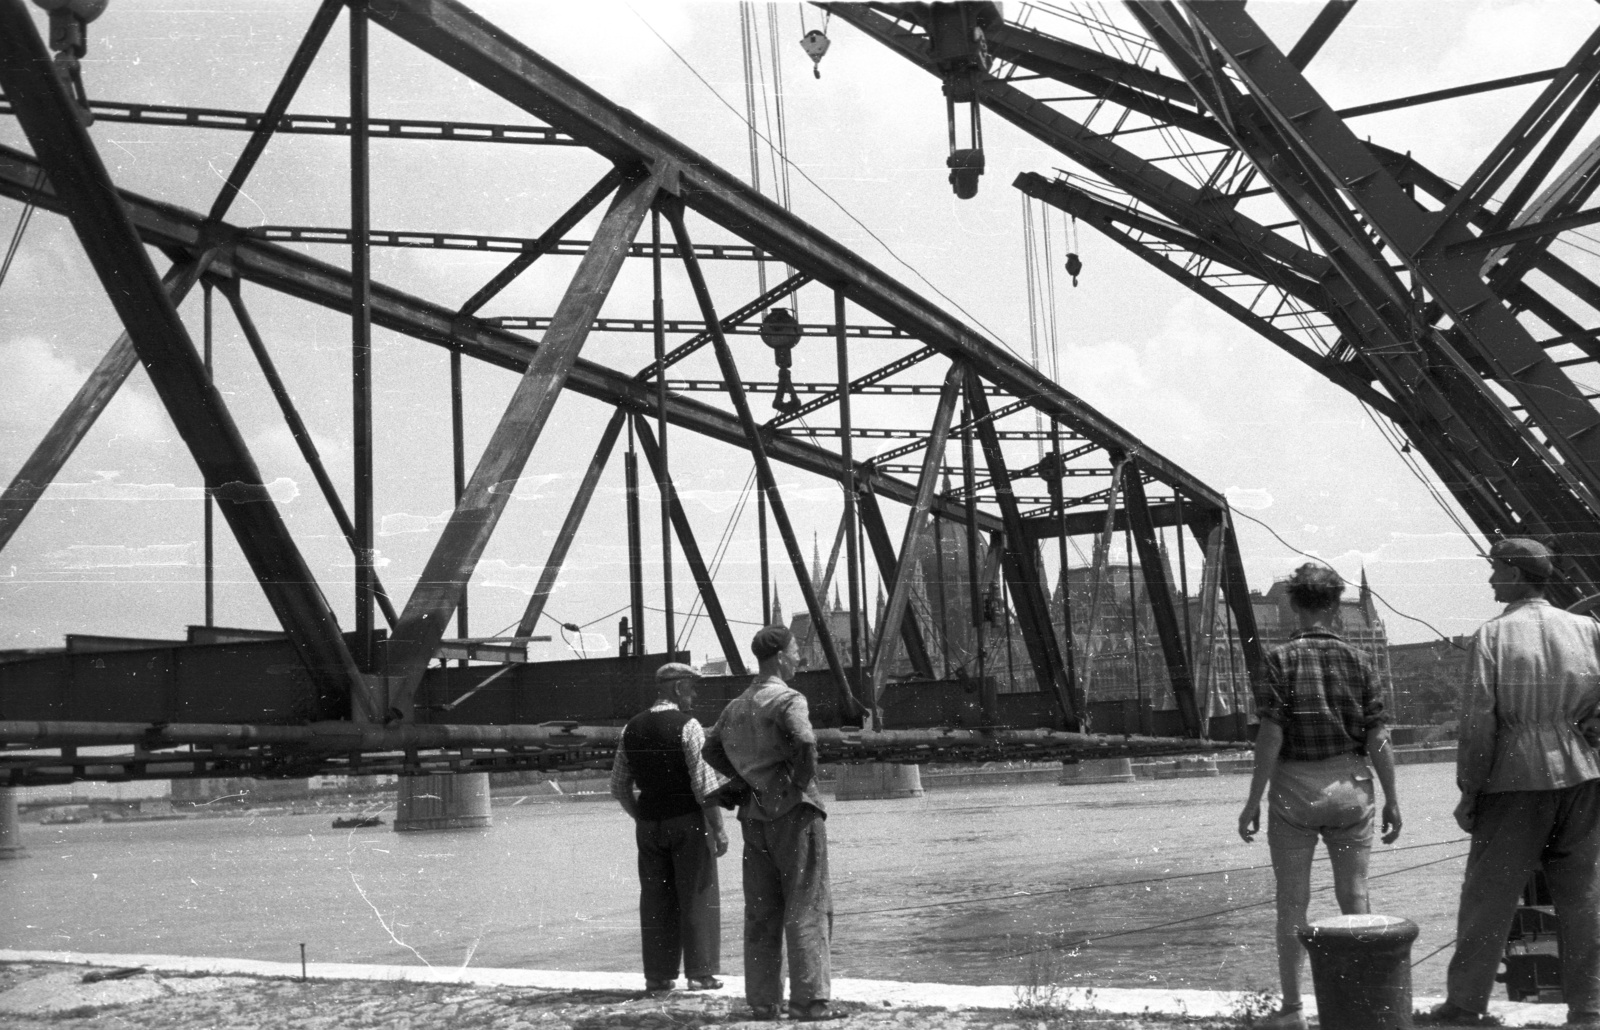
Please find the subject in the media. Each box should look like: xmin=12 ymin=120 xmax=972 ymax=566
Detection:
xmin=0 ymin=763 xmax=1469 ymax=995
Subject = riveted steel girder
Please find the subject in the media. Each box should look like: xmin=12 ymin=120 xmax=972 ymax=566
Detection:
xmin=0 ymin=1 xmax=371 ymax=719
xmin=364 ymin=0 xmax=1226 ymax=515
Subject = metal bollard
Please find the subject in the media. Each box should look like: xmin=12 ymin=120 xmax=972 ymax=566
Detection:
xmin=1300 ymin=914 xmax=1419 ymax=1029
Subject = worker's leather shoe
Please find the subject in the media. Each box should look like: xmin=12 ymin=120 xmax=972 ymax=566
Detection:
xmin=747 ymin=1003 xmax=780 ymax=1020
xmin=643 ymin=979 xmax=674 ymax=993
xmin=1422 ymin=1001 xmax=1501 ymax=1026
xmin=788 ymin=1000 xmax=834 ymax=1021
xmin=1253 ymin=1007 xmax=1305 ymax=1030
xmin=685 ymin=976 xmax=723 ymax=991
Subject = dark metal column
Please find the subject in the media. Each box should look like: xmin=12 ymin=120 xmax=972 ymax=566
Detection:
xmin=450 ymin=347 xmax=468 ymax=650
xmin=625 ymin=423 xmax=646 ymax=657
xmin=1122 ymin=462 xmax=1202 ymax=739
xmin=350 ymin=0 xmax=376 ymax=669
xmin=1216 ymin=514 xmax=1266 ymax=692
xmin=966 ymin=371 xmax=1077 ymax=729
xmin=758 ymin=487 xmax=771 ymax=623
xmin=634 ymin=416 xmax=746 ymax=674
xmin=836 ymin=290 xmax=863 ymax=677
xmin=856 ymin=487 xmax=936 ymax=679
xmin=870 ymin=362 xmax=964 ymax=700
xmin=664 ymin=204 xmax=859 ymax=718
xmin=961 ymin=393 xmax=983 ymax=685
xmin=653 ymin=207 xmax=675 ymax=653
xmin=517 ymin=410 xmax=626 ymax=636
xmin=384 ymin=172 xmax=657 ymax=704
xmin=0 ymin=2 xmax=368 ymax=715
xmin=203 ymin=283 xmax=215 ymax=628
xmin=219 ymin=280 xmax=398 ymax=628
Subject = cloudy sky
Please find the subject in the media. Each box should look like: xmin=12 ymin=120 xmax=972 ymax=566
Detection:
xmin=2 ymin=0 xmax=1597 ymax=665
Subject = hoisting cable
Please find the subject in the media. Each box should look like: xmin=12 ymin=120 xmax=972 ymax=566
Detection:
xmin=679 ymin=464 xmax=759 ymax=648
xmin=1007 ymin=847 xmax=1469 ymax=959
xmin=1229 ymin=507 xmax=1466 ymax=647
xmin=0 ymin=170 xmax=45 ymax=292
xmin=836 ymin=835 xmax=1470 ymax=918
xmin=626 ymin=3 xmax=1020 ymax=357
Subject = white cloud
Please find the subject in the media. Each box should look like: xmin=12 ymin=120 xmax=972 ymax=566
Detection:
xmin=1226 ymin=487 xmax=1274 ymax=511
xmin=38 ymin=472 xmax=298 ymax=503
xmin=46 ymin=542 xmax=198 ymax=569
xmin=380 ymin=510 xmax=451 ymax=536
xmin=487 ymin=473 xmax=566 ymax=499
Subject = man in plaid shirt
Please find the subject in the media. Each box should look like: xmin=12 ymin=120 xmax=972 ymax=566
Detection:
xmin=1238 ymin=564 xmax=1401 ymax=1030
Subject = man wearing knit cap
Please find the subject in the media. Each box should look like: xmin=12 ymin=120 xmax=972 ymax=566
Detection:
xmin=1428 ymin=538 xmax=1600 ymax=1027
xmin=610 ymin=662 xmax=729 ymax=993
xmin=704 ymin=625 xmax=833 ymax=1022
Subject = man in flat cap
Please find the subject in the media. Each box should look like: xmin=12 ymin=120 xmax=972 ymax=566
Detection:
xmin=704 ymin=625 xmax=833 ymax=1022
xmin=1429 ymin=539 xmax=1600 ymax=1027
xmin=610 ymin=662 xmax=729 ymax=993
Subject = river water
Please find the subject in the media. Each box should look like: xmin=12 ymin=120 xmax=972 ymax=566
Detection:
xmin=1 ymin=764 xmax=1470 ymax=996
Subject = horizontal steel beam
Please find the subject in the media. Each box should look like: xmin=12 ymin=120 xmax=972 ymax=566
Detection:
xmin=252 ymin=225 xmax=771 ymax=261
xmin=0 ymin=144 xmax=1003 ymax=534
xmin=365 ymin=0 xmax=1229 ymax=513
xmin=0 ymin=97 xmax=579 ymax=145
xmin=487 ymin=315 xmax=912 ymax=339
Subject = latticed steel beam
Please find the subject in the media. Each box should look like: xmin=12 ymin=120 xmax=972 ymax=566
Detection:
xmin=0 ymin=97 xmax=582 ymax=146
xmin=852 ymin=0 xmax=1600 ymax=594
xmin=633 ymin=415 xmax=747 ymax=677
xmin=0 ymin=142 xmax=1000 ymax=535
xmin=967 ymin=372 xmax=1078 ymax=730
xmin=870 ymin=363 xmax=964 ymax=701
xmin=365 ymin=0 xmax=1226 ymax=513
xmin=257 ymin=224 xmax=771 ymax=262
xmin=0 ymin=2 xmax=371 ymax=719
xmin=1169 ymin=2 xmax=1600 ymax=565
xmin=385 ymin=172 xmax=664 ymax=704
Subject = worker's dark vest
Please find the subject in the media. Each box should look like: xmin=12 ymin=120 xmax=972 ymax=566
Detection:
xmin=622 ymin=708 xmax=701 ymax=821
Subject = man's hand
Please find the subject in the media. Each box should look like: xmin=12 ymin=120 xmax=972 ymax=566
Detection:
xmin=1454 ymin=793 xmax=1477 ymax=833
xmin=1581 ymin=714 xmax=1600 ymax=749
xmin=1381 ymin=799 xmax=1402 ymax=844
xmin=1238 ymin=803 xmax=1261 ymax=843
xmin=708 ymin=823 xmax=729 ymax=858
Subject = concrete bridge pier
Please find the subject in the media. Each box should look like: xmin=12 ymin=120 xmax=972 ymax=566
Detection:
xmin=1154 ymin=757 xmax=1220 ymax=780
xmin=834 ymin=763 xmax=924 ymax=801
xmin=1058 ymin=757 xmax=1136 ymax=785
xmin=394 ymin=772 xmax=492 ymax=831
xmin=0 ymin=786 xmax=25 ymax=859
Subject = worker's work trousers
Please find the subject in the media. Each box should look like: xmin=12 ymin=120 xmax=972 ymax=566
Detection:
xmin=636 ymin=810 xmax=721 ymax=982
xmin=1446 ymin=780 xmax=1600 ymax=1020
xmin=740 ymin=804 xmax=832 ymax=1008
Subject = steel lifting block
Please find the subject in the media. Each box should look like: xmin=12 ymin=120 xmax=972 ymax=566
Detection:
xmin=948 ymin=148 xmax=985 ymax=200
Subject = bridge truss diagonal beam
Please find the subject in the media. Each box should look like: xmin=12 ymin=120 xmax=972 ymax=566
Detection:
xmin=0 ymin=0 xmax=371 ymax=719
xmin=837 ymin=0 xmax=1600 ymax=599
xmin=366 ymin=0 xmax=1224 ymax=514
xmin=385 ymin=171 xmax=661 ymax=704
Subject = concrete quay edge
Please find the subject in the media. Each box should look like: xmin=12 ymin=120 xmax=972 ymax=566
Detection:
xmin=0 ymin=948 xmax=1569 ymax=1026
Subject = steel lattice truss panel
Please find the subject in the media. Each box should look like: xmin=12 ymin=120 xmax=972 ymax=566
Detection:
xmin=830 ymin=0 xmax=1600 ymax=603
xmin=0 ymin=0 xmax=1255 ymax=783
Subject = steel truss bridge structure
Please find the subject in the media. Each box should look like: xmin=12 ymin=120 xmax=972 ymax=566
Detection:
xmin=0 ymin=0 xmax=1255 ymax=786
xmin=831 ymin=0 xmax=1600 ymax=606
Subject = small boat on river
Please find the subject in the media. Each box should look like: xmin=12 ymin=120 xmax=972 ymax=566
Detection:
xmin=332 ymin=815 xmax=384 ymax=829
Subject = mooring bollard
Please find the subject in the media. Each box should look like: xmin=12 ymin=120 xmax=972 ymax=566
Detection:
xmin=1300 ymin=914 xmax=1419 ymax=1030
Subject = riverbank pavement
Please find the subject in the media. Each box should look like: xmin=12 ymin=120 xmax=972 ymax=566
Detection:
xmin=0 ymin=951 xmax=1573 ymax=1029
